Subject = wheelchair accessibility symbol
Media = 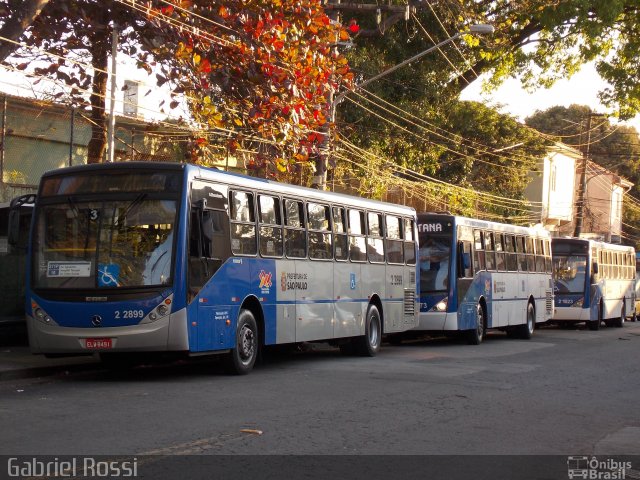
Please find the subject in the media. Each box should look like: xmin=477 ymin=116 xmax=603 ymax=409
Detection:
xmin=98 ymin=264 xmax=120 ymax=287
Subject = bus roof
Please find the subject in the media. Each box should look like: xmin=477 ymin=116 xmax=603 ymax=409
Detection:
xmin=552 ymin=236 xmax=635 ymax=253
xmin=40 ymin=161 xmax=416 ymax=216
xmin=417 ymin=212 xmax=550 ymax=237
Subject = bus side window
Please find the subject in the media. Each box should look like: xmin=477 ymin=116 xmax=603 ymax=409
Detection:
xmin=385 ymin=215 xmax=404 ymax=264
xmin=526 ymin=237 xmax=536 ymax=272
xmin=544 ymin=239 xmax=552 ymax=273
xmin=258 ymin=194 xmax=283 ymax=258
xmin=333 ymin=206 xmax=348 ymax=261
xmin=516 ymin=236 xmax=527 ymax=272
xmin=188 ymin=205 xmax=229 ymax=300
xmin=284 ymin=199 xmax=307 ymax=258
xmin=404 ymin=218 xmax=416 ymax=265
xmin=495 ymin=233 xmax=505 ymax=271
xmin=505 ymin=234 xmax=517 ymax=271
xmin=348 ymin=209 xmax=366 ymax=262
xmin=458 ymin=241 xmax=472 ymax=278
xmin=535 ymin=238 xmax=545 ymax=272
xmin=229 ymin=191 xmax=257 ymax=256
xmin=485 ymin=231 xmax=496 ymax=271
xmin=473 ymin=229 xmax=485 ymax=272
xmin=308 ymin=202 xmax=332 ymax=260
xmin=366 ymin=212 xmax=385 ymax=263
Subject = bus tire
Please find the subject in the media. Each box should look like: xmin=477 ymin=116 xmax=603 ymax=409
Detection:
xmin=613 ymin=304 xmax=625 ymax=328
xmin=517 ymin=301 xmax=535 ymax=339
xmin=224 ymin=309 xmax=258 ymax=375
xmin=355 ymin=304 xmax=382 ymax=356
xmin=588 ymin=303 xmax=602 ymax=331
xmin=467 ymin=303 xmax=486 ymax=345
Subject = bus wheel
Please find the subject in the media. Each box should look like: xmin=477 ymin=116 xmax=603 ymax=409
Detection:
xmin=467 ymin=303 xmax=485 ymax=345
xmin=517 ymin=302 xmax=535 ymax=339
xmin=355 ymin=305 xmax=382 ymax=356
xmin=588 ymin=303 xmax=602 ymax=331
xmin=224 ymin=309 xmax=258 ymax=375
xmin=613 ymin=304 xmax=625 ymax=328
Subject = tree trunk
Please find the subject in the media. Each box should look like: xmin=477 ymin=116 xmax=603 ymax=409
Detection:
xmin=0 ymin=0 xmax=50 ymax=62
xmin=86 ymin=17 xmax=111 ymax=164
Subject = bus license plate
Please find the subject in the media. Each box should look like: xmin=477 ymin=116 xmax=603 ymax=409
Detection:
xmin=85 ymin=338 xmax=112 ymax=349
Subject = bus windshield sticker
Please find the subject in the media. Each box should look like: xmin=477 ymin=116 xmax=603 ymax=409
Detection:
xmin=98 ymin=264 xmax=121 ymax=287
xmin=47 ymin=261 xmax=91 ymax=278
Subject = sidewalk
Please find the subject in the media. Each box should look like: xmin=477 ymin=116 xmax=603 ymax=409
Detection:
xmin=0 ymin=324 xmax=100 ymax=381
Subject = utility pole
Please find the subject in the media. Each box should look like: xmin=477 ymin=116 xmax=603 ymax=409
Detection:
xmin=573 ymin=112 xmax=606 ymax=237
xmin=312 ymin=1 xmax=414 ymax=190
xmin=106 ymin=22 xmax=118 ymax=163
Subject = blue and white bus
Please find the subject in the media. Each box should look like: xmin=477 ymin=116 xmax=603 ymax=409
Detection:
xmin=22 ymin=162 xmax=419 ymax=373
xmin=552 ymin=237 xmax=635 ymax=330
xmin=415 ymin=213 xmax=554 ymax=344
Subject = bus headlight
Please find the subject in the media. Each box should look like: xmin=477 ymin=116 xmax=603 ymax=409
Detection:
xmin=32 ymin=303 xmax=58 ymax=325
xmin=139 ymin=295 xmax=173 ymax=324
xmin=572 ymin=298 xmax=584 ymax=307
xmin=432 ymin=299 xmax=448 ymax=312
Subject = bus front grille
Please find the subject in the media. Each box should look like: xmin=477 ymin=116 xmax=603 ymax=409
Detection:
xmin=404 ymin=289 xmax=416 ymax=316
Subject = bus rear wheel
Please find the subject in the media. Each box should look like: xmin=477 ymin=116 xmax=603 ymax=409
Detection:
xmin=517 ymin=302 xmax=535 ymax=340
xmin=467 ymin=303 xmax=485 ymax=345
xmin=224 ymin=309 xmax=258 ymax=375
xmin=354 ymin=304 xmax=382 ymax=356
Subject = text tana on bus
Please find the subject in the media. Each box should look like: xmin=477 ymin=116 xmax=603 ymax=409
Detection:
xmin=551 ymin=237 xmax=636 ymax=329
xmin=22 ymin=162 xmax=420 ymax=373
xmin=414 ymin=213 xmax=554 ymax=344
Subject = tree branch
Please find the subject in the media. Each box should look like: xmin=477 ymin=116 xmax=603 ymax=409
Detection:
xmin=0 ymin=0 xmax=50 ymax=62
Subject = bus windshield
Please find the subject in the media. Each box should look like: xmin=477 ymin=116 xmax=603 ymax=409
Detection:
xmin=419 ymin=234 xmax=451 ymax=293
xmin=33 ymin=198 xmax=177 ymax=289
xmin=552 ymin=254 xmax=587 ymax=294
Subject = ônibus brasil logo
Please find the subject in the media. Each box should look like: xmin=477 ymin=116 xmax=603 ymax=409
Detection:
xmin=567 ymin=456 xmax=632 ymax=479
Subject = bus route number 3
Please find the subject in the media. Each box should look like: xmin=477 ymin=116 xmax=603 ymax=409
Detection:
xmin=114 ymin=310 xmax=145 ymax=319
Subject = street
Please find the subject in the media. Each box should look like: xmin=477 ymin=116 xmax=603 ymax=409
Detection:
xmin=1 ymin=322 xmax=639 ymax=478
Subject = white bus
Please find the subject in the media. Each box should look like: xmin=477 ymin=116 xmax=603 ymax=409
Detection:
xmin=415 ymin=213 xmax=554 ymax=344
xmin=552 ymin=237 xmax=636 ymax=329
xmin=22 ymin=162 xmax=419 ymax=374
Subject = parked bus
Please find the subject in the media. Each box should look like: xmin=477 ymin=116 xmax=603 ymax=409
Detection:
xmin=415 ymin=213 xmax=554 ymax=344
xmin=552 ymin=237 xmax=636 ymax=329
xmin=21 ymin=162 xmax=419 ymax=373
xmin=0 ymin=194 xmax=34 ymax=324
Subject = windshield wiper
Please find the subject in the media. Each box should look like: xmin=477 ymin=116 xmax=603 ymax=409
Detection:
xmin=115 ymin=193 xmax=147 ymax=227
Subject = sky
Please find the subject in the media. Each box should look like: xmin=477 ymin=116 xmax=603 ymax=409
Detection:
xmin=460 ymin=62 xmax=640 ymax=132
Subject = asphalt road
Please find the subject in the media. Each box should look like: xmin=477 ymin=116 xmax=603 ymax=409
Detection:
xmin=1 ymin=322 xmax=639 ymax=478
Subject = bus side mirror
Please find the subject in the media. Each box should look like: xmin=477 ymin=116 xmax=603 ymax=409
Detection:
xmin=7 ymin=210 xmax=20 ymax=246
xmin=8 ymin=193 xmax=36 ymax=246
xmin=592 ymin=262 xmax=599 ymax=274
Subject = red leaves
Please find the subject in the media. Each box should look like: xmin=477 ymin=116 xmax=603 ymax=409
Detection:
xmin=149 ymin=0 xmax=354 ymax=175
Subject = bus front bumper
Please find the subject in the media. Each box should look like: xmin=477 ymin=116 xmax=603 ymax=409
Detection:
xmin=552 ymin=307 xmax=591 ymax=322
xmin=27 ymin=309 xmax=189 ymax=354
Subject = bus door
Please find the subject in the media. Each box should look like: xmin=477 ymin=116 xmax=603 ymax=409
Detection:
xmin=333 ymin=206 xmax=361 ymax=338
xmin=189 ymin=182 xmax=233 ymax=351
xmin=284 ymin=200 xmax=333 ymax=342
